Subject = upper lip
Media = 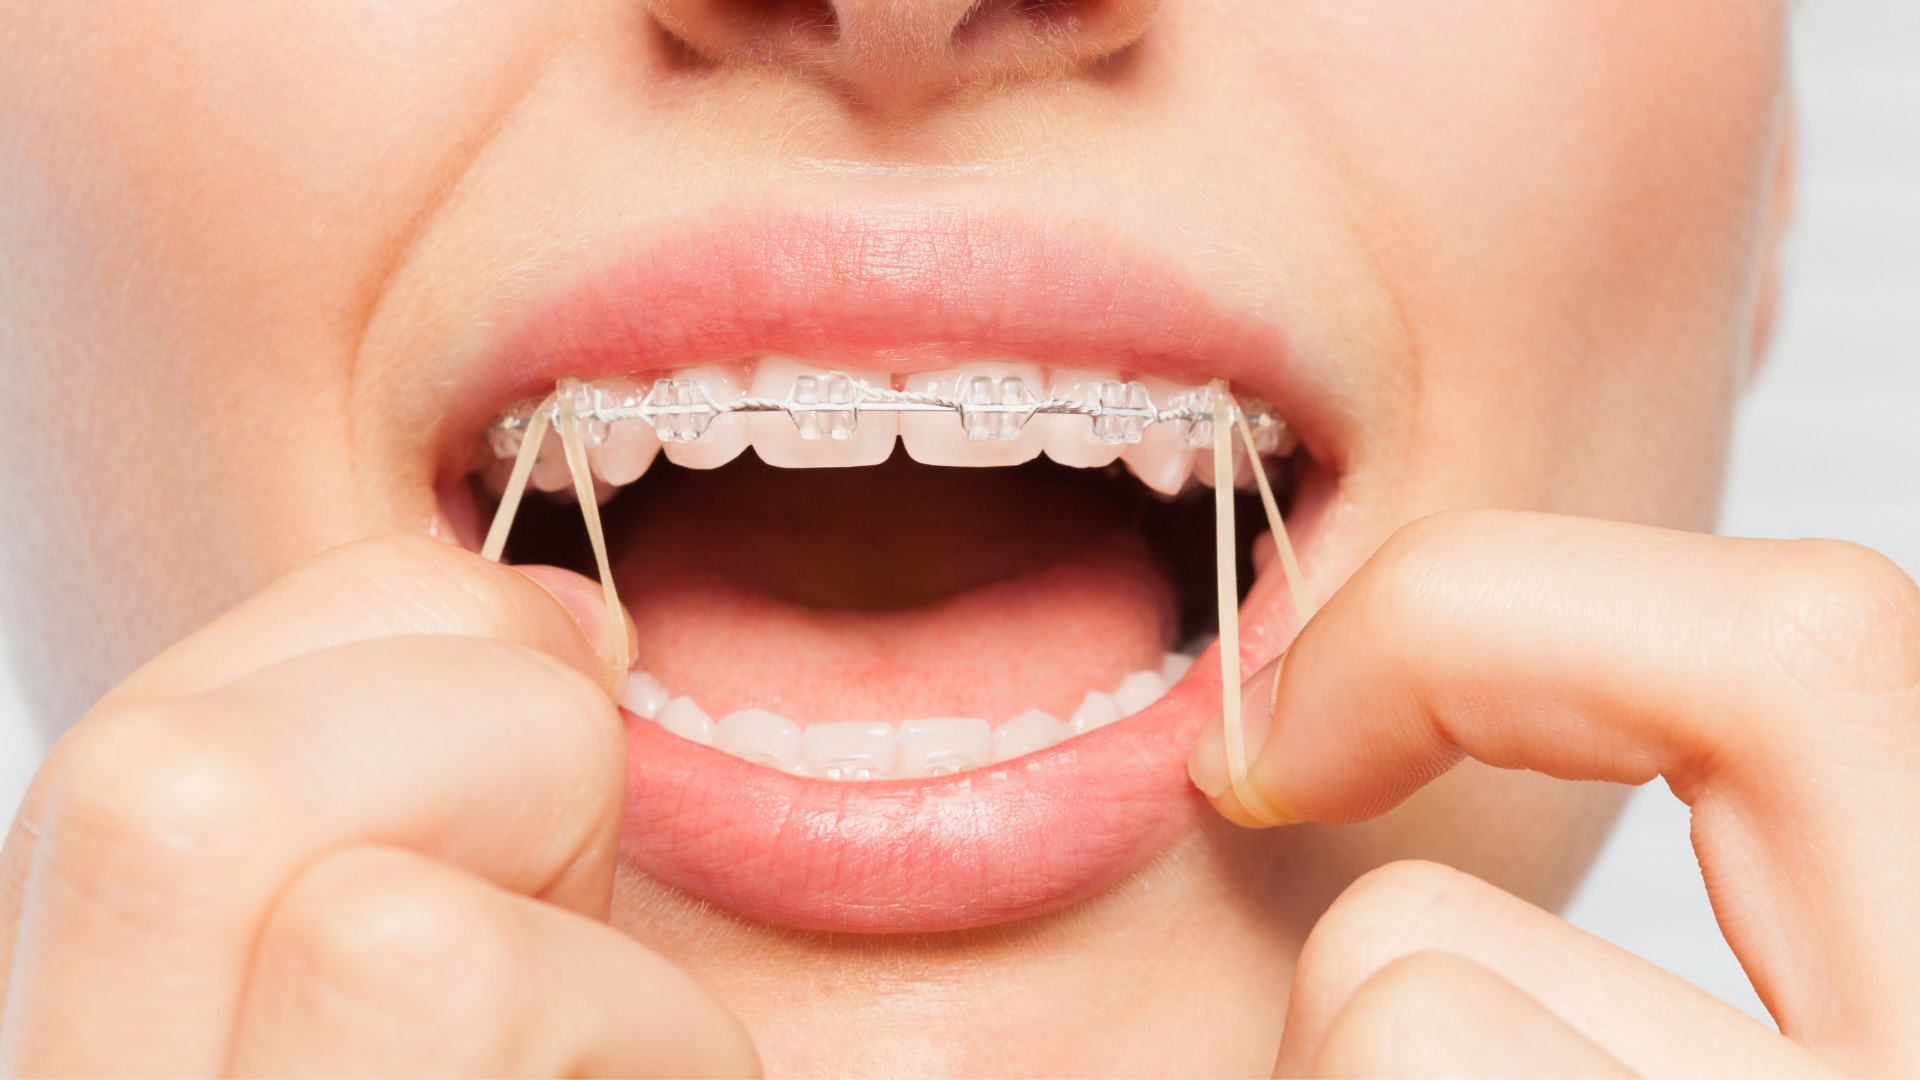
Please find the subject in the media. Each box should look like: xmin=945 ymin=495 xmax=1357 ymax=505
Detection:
xmin=435 ymin=201 xmax=1336 ymax=931
xmin=437 ymin=200 xmax=1344 ymax=481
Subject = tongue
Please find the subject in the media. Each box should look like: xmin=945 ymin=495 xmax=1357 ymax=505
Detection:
xmin=609 ymin=454 xmax=1176 ymax=725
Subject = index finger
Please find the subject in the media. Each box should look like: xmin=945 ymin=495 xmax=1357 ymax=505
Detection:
xmin=1193 ymin=510 xmax=1920 ymax=1072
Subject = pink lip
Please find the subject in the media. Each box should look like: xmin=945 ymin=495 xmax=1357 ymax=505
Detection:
xmin=622 ymin=673 xmax=1218 ymax=931
xmin=448 ymin=202 xmax=1327 ymax=931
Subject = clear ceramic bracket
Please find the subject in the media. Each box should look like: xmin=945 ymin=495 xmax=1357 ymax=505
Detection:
xmin=482 ymin=373 xmax=1297 ymax=461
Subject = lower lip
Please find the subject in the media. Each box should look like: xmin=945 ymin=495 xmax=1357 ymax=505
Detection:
xmin=617 ymin=667 xmax=1218 ymax=932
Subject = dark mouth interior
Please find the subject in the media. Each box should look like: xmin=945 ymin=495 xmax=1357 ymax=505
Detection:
xmin=491 ymin=447 xmax=1298 ymax=649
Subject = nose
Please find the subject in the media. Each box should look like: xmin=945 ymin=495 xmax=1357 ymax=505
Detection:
xmin=648 ymin=0 xmax=1160 ymax=115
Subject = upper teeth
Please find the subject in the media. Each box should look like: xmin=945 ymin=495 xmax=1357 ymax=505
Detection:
xmin=480 ymin=360 xmax=1296 ymax=496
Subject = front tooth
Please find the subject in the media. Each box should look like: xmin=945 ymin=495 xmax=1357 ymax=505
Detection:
xmin=897 ymin=718 xmax=992 ymax=777
xmin=1120 ymin=376 xmax=1197 ymax=495
xmin=899 ymin=364 xmax=1047 ymax=467
xmin=802 ymin=721 xmax=898 ymax=781
xmin=654 ymin=696 xmax=715 ymax=744
xmin=991 ymin=709 xmax=1071 ymax=763
xmin=661 ymin=365 xmax=750 ymax=470
xmin=713 ymin=707 xmax=803 ymax=771
xmin=1159 ymin=652 xmax=1196 ymax=687
xmin=1112 ymin=670 xmax=1169 ymax=716
xmin=1068 ymin=690 xmax=1123 ymax=735
xmin=1043 ymin=369 xmax=1129 ymax=469
xmin=748 ymin=357 xmax=898 ymax=468
xmin=621 ymin=670 xmax=672 ymax=720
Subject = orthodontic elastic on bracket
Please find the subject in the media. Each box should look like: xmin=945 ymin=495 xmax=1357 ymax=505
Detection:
xmin=483 ymin=372 xmax=1291 ymax=461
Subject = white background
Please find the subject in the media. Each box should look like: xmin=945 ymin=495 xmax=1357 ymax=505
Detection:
xmin=0 ymin=0 xmax=1914 ymax=1030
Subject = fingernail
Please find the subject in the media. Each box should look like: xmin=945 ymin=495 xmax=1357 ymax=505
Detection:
xmin=1185 ymin=653 xmax=1286 ymax=800
xmin=1187 ymin=712 xmax=1231 ymax=797
xmin=515 ymin=565 xmax=625 ymax=671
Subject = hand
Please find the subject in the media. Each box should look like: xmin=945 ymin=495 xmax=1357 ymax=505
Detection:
xmin=0 ymin=535 xmax=760 ymax=1077
xmin=1192 ymin=511 xmax=1920 ymax=1077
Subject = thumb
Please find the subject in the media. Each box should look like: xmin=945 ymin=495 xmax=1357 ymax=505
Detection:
xmin=100 ymin=534 xmax=633 ymax=708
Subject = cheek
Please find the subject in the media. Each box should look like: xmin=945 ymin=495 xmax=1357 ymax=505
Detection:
xmin=1276 ymin=2 xmax=1787 ymax=525
xmin=0 ymin=2 xmax=573 ymax=720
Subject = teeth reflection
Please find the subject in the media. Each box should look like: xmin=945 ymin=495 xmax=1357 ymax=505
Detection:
xmin=714 ymin=708 xmax=803 ymax=771
xmin=897 ymin=717 xmax=992 ymax=778
xmin=802 ymin=721 xmax=898 ymax=781
xmin=991 ymin=709 xmax=1071 ymax=763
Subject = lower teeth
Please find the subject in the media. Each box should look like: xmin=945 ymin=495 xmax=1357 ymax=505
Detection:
xmin=622 ymin=651 xmax=1199 ymax=780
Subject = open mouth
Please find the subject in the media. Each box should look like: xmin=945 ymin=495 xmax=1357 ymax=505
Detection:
xmin=427 ymin=207 xmax=1335 ymax=932
xmin=477 ymin=366 xmax=1301 ymax=780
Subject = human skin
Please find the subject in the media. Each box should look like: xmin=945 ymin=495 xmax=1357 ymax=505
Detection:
xmin=4 ymin=1 xmax=1911 ymax=1076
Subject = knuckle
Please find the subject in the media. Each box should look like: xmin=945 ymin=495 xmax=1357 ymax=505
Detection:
xmin=1352 ymin=511 xmax=1514 ymax=631
xmin=1742 ymin=538 xmax=1920 ymax=702
xmin=1299 ymin=860 xmax=1467 ymax=977
xmin=48 ymin=702 xmax=279 ymax=873
xmin=311 ymin=534 xmax=520 ymax=631
xmin=269 ymin=849 xmax=520 ymax=1028
xmin=1316 ymin=952 xmax=1497 ymax=1074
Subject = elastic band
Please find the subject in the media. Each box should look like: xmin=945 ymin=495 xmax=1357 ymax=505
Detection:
xmin=554 ymin=380 xmax=631 ymax=679
xmin=1232 ymin=406 xmax=1315 ymax=626
xmin=481 ymin=394 xmax=556 ymax=563
xmin=1213 ymin=381 xmax=1295 ymax=826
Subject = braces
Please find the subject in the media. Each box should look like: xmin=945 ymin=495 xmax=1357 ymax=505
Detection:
xmin=482 ymin=374 xmax=1296 ymax=459
xmin=480 ymin=376 xmax=1313 ymax=816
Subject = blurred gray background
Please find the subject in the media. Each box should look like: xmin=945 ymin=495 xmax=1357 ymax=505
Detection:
xmin=0 ymin=0 xmax=1913 ymax=1028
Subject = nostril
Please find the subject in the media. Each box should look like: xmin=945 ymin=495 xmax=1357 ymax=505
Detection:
xmin=952 ymin=0 xmax=1078 ymax=46
xmin=950 ymin=0 xmax=1155 ymax=68
xmin=652 ymin=0 xmax=840 ymax=61
xmin=653 ymin=0 xmax=1158 ymax=110
xmin=761 ymin=0 xmax=840 ymax=44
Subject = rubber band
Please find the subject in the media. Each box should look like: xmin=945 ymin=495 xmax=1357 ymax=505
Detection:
xmin=481 ymin=393 xmax=556 ymax=563
xmin=1213 ymin=381 xmax=1294 ymax=826
xmin=1232 ymin=406 xmax=1315 ymax=626
xmin=554 ymin=379 xmax=631 ymax=679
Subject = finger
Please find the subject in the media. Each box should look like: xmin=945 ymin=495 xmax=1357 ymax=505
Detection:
xmin=104 ymin=533 xmax=632 ymax=705
xmin=1307 ymin=951 xmax=1631 ymax=1079
xmin=0 ymin=535 xmax=627 ymax=1025
xmin=1275 ymin=861 xmax=1827 ymax=1078
xmin=231 ymin=846 xmax=759 ymax=1078
xmin=1196 ymin=511 xmax=1920 ymax=1070
xmin=2 ymin=635 xmax=624 ymax=1075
